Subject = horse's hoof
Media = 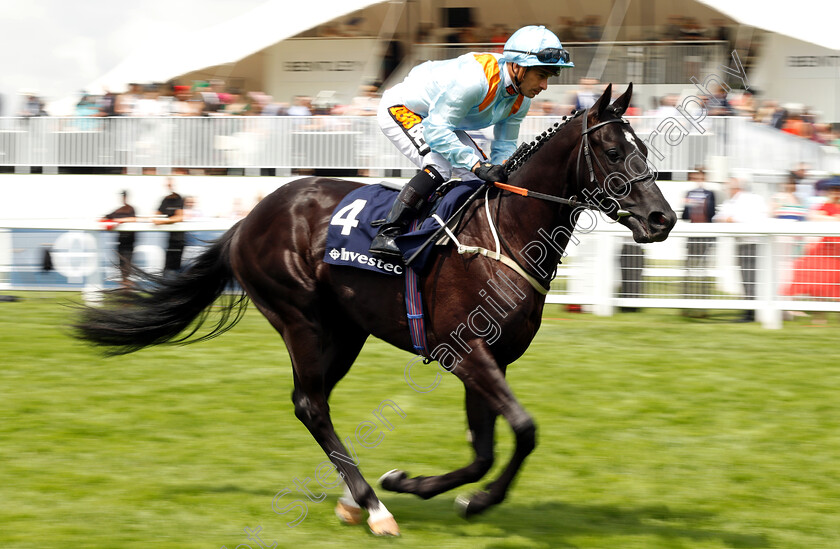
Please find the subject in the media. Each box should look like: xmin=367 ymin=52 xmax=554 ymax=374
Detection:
xmin=368 ymin=515 xmax=401 ymax=536
xmin=454 ymin=494 xmax=471 ymax=518
xmin=378 ymin=469 xmax=407 ymax=492
xmin=335 ymin=498 xmax=363 ymax=526
xmin=454 ymin=490 xmax=492 ymax=518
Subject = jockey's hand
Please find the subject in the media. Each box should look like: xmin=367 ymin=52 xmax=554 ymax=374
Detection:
xmin=472 ymin=162 xmax=507 ymax=184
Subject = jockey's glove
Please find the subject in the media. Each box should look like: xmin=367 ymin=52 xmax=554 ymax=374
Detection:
xmin=472 ymin=162 xmax=508 ymax=184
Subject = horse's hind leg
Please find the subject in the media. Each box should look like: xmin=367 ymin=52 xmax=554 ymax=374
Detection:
xmin=278 ymin=313 xmax=400 ymax=536
xmin=380 ymin=387 xmax=498 ymax=499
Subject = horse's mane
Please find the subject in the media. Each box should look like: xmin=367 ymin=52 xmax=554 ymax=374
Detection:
xmin=504 ymin=105 xmax=626 ymax=176
xmin=504 ymin=109 xmax=585 ymax=176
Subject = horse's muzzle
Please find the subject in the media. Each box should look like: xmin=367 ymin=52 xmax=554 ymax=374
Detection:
xmin=647 ymin=209 xmax=677 ymax=242
xmin=621 ymin=208 xmax=676 ymax=243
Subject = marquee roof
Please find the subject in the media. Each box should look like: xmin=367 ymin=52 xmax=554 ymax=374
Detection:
xmin=696 ymin=0 xmax=839 ymax=51
xmin=83 ymin=0 xmax=837 ymax=95
xmin=84 ymin=0 xmax=387 ymax=94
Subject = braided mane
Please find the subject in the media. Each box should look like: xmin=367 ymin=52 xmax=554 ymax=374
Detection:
xmin=503 ymin=109 xmax=586 ymax=176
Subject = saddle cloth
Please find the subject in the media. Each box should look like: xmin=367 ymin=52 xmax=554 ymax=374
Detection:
xmin=323 ymin=181 xmax=483 ymax=275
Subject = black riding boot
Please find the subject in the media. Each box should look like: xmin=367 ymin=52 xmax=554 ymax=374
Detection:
xmin=369 ymin=167 xmax=444 ymax=259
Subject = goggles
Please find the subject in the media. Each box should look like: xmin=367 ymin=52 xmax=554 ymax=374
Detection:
xmin=504 ymin=47 xmax=571 ymax=64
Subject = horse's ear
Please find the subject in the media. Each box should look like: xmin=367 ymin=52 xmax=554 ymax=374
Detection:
xmin=590 ymin=83 xmax=612 ymax=120
xmin=611 ymin=82 xmax=633 ymax=117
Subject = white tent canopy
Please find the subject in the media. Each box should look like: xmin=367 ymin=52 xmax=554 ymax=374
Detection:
xmin=84 ymin=0 xmax=386 ymax=94
xmin=696 ymin=0 xmax=840 ymax=51
xmin=58 ymin=0 xmax=837 ymax=119
xmin=85 ymin=0 xmax=840 ymax=96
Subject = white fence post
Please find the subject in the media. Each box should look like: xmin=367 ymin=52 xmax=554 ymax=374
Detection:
xmin=758 ymin=233 xmax=782 ymax=329
xmin=593 ymin=231 xmax=616 ymax=316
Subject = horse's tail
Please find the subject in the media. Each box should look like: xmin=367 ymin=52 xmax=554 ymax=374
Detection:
xmin=73 ymin=223 xmax=247 ymax=356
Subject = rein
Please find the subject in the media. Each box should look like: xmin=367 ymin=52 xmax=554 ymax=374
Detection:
xmin=476 ymin=109 xmax=653 ymax=291
xmin=492 ymin=180 xmax=629 ymax=216
xmin=494 ymin=110 xmax=654 ymax=218
xmin=408 ymin=110 xmax=654 ymax=294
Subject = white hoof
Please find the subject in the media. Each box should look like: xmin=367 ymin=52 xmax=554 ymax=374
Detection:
xmin=368 ymin=515 xmax=400 ymax=536
xmin=367 ymin=503 xmax=400 ymax=536
xmin=378 ymin=469 xmax=402 ymax=485
xmin=335 ymin=498 xmax=363 ymax=525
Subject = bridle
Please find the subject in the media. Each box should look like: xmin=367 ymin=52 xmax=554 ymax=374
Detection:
xmin=407 ymin=110 xmax=655 ymax=283
xmin=484 ymin=109 xmax=656 ymax=289
xmin=576 ymin=108 xmax=656 ymax=218
xmin=495 ymin=109 xmax=654 ymax=219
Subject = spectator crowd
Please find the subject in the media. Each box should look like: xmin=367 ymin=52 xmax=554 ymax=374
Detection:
xmin=12 ymin=75 xmax=838 ymax=151
xmin=7 ymin=13 xmax=839 ymax=150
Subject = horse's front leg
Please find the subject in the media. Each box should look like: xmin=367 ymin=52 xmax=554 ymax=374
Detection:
xmin=380 ymin=387 xmax=498 ymax=499
xmin=451 ymin=348 xmax=536 ymax=517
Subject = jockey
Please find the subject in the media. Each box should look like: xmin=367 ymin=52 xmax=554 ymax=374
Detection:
xmin=369 ymin=25 xmax=574 ymax=259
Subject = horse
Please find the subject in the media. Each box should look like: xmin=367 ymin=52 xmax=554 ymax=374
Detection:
xmin=73 ymin=83 xmax=676 ymax=536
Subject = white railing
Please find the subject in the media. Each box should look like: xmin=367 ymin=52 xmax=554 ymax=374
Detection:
xmin=3 ymin=217 xmax=840 ymax=329
xmin=0 ymin=116 xmax=415 ymax=172
xmin=547 ymin=220 xmax=840 ymax=328
xmin=2 ymin=115 xmax=837 ymax=175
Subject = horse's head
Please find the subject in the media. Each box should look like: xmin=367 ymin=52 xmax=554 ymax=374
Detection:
xmin=578 ymin=83 xmax=676 ymax=243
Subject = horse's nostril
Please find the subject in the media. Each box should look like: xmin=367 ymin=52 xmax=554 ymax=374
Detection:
xmin=649 ymin=211 xmax=672 ymax=229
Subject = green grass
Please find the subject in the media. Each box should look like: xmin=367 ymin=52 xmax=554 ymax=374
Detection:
xmin=1 ymin=293 xmax=839 ymax=548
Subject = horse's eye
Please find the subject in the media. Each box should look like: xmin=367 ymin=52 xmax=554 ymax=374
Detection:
xmin=606 ymin=149 xmax=621 ymax=162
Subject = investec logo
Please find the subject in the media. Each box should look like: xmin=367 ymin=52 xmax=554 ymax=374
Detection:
xmin=329 ymin=248 xmax=403 ymax=274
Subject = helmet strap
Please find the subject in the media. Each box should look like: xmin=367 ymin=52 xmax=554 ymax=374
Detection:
xmin=508 ymin=63 xmax=525 ymax=95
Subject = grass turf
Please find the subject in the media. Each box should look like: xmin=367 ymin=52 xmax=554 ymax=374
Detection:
xmin=1 ymin=292 xmax=839 ymax=548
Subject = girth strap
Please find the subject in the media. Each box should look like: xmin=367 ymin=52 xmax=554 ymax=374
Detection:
xmin=404 ymin=218 xmax=430 ymax=358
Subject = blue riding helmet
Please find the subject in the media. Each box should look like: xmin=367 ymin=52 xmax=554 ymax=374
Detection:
xmin=503 ymin=25 xmax=574 ymax=69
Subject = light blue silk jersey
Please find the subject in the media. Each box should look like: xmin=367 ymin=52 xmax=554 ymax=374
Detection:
xmin=396 ymin=52 xmax=530 ymax=169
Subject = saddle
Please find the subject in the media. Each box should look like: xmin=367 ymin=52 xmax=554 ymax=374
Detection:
xmin=323 ymin=180 xmax=483 ymax=275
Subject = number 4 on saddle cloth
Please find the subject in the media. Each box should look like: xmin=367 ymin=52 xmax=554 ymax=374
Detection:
xmin=324 ymin=180 xmax=483 ymax=274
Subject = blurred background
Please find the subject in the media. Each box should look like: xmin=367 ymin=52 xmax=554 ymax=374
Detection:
xmin=2 ymin=0 xmax=839 ymax=325
xmin=2 ymin=2 xmax=840 ymax=548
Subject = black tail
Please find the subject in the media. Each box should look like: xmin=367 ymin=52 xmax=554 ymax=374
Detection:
xmin=73 ymin=224 xmax=247 ymax=356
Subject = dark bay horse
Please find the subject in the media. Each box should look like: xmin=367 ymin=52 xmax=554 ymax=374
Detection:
xmin=74 ymin=84 xmax=676 ymax=536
